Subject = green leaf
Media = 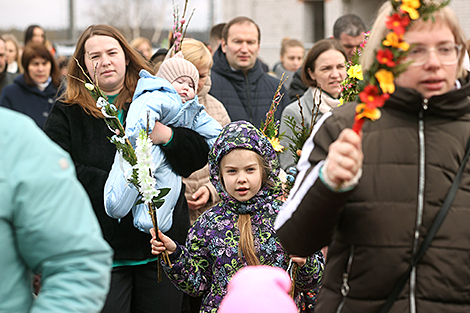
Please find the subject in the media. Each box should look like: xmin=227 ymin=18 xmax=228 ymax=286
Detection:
xmin=156 ymin=188 xmax=171 ymax=199
xmin=134 ymin=197 xmax=144 ymax=206
xmin=152 ymin=199 xmax=165 ymax=209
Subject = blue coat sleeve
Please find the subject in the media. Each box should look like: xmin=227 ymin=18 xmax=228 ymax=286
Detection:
xmin=104 ymin=151 xmax=141 ymax=219
xmin=193 ymin=110 xmax=223 ymax=148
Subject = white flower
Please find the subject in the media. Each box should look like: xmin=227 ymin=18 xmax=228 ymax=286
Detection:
xmin=135 ymin=130 xmax=160 ymax=205
xmin=111 ymin=135 xmax=127 ymax=145
xmin=101 ymin=107 xmax=114 ymax=118
xmin=85 ymin=83 xmax=95 ymax=91
xmin=96 ymin=97 xmax=108 ymax=108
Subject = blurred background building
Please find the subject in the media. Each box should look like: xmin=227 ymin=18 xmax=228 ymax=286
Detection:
xmin=1 ymin=0 xmax=469 ymax=68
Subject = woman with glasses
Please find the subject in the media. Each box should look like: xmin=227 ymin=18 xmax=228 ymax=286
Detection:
xmin=275 ymin=2 xmax=470 ymax=312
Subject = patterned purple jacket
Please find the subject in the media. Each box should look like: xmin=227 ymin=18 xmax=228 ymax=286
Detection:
xmin=162 ymin=121 xmax=324 ymax=312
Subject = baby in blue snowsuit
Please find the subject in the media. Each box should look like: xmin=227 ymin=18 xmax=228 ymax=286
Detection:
xmin=105 ymin=52 xmax=221 ymax=234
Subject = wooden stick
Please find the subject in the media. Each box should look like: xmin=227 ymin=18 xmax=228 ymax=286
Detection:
xmin=149 ymin=203 xmax=172 ymax=268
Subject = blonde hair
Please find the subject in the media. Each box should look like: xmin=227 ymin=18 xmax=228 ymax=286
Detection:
xmin=130 ymin=37 xmax=151 ymax=50
xmin=167 ymin=38 xmax=213 ymax=69
xmin=237 ymin=214 xmax=260 ymax=265
xmin=361 ymin=2 xmax=467 ymax=78
xmin=220 ymin=149 xmax=273 ymax=266
xmin=280 ymin=38 xmax=304 ymax=56
xmin=3 ymin=34 xmax=23 ymax=73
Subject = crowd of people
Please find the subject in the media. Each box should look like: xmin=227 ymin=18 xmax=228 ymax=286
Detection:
xmin=2 ymin=1 xmax=470 ymax=312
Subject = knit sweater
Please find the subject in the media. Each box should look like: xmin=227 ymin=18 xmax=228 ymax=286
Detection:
xmin=279 ymin=87 xmax=341 ymax=169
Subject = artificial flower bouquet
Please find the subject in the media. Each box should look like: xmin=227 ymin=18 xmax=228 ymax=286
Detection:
xmin=351 ymin=0 xmax=450 ymax=133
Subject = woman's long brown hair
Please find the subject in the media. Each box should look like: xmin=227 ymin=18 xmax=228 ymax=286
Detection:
xmin=61 ymin=24 xmax=153 ymax=118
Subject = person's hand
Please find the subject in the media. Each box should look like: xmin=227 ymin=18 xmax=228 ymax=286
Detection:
xmin=289 ymin=255 xmax=307 ymax=267
xmin=325 ymin=129 xmax=363 ymax=185
xmin=150 ymin=228 xmax=177 ymax=255
xmin=187 ymin=186 xmax=210 ymax=210
xmin=149 ymin=121 xmax=173 ymax=145
xmin=321 ymin=246 xmax=328 ymax=260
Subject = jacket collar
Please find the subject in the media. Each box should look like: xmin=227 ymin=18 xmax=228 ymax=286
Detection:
xmin=211 ymin=45 xmax=264 ymax=82
xmin=385 ymin=73 xmax=470 ymax=118
xmin=15 ymin=74 xmax=57 ymax=97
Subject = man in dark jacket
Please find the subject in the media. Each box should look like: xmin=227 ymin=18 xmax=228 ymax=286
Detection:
xmin=209 ymin=16 xmax=290 ymax=128
xmin=0 ymin=38 xmax=18 ymax=95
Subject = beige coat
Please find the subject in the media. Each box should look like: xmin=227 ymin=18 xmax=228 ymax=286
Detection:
xmin=183 ymin=77 xmax=230 ymax=224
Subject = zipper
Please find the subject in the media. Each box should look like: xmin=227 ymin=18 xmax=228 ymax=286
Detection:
xmin=244 ymin=75 xmax=252 ymax=123
xmin=422 ymin=98 xmax=429 ymax=110
xmin=336 ymin=245 xmax=355 ymax=313
xmin=410 ymin=106 xmax=426 ymax=313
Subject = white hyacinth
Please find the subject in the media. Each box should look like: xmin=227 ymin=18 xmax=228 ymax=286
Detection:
xmin=135 ymin=130 xmax=160 ymax=205
xmin=96 ymin=97 xmax=108 ymax=108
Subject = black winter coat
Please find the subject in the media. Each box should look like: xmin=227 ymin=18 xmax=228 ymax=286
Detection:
xmin=0 ymin=66 xmax=18 ymax=95
xmin=287 ymin=68 xmax=308 ymax=100
xmin=0 ymin=74 xmax=58 ymax=128
xmin=209 ymin=46 xmax=290 ymax=128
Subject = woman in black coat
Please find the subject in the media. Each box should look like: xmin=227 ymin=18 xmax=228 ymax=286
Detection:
xmin=0 ymin=43 xmax=60 ymax=129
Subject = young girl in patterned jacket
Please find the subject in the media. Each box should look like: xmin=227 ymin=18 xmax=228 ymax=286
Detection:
xmin=150 ymin=121 xmax=324 ymax=313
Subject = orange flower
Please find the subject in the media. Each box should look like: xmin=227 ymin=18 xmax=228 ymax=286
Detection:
xmin=382 ymin=32 xmax=410 ymax=51
xmin=268 ymin=137 xmax=284 ymax=153
xmin=375 ymin=69 xmax=395 ymax=94
xmin=355 ymin=103 xmax=382 ymax=121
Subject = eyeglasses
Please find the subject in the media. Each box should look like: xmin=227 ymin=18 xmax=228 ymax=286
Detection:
xmin=407 ymin=44 xmax=462 ymax=67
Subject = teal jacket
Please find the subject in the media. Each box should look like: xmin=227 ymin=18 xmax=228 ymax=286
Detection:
xmin=0 ymin=107 xmax=113 ymax=312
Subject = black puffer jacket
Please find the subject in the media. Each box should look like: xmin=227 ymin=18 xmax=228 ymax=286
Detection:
xmin=287 ymin=68 xmax=308 ymax=99
xmin=276 ymin=75 xmax=470 ymax=313
xmin=210 ymin=46 xmax=290 ymax=128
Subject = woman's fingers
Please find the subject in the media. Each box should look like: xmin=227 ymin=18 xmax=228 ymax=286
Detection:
xmin=326 ymin=129 xmax=363 ymax=184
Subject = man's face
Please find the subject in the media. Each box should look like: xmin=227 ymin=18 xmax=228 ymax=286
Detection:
xmin=0 ymin=41 xmax=7 ymax=73
xmin=339 ymin=32 xmax=365 ymax=59
xmin=221 ymin=22 xmax=260 ymax=74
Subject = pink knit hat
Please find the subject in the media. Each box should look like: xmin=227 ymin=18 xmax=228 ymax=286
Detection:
xmin=156 ymin=51 xmax=199 ymax=93
xmin=218 ymin=266 xmax=297 ymax=313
